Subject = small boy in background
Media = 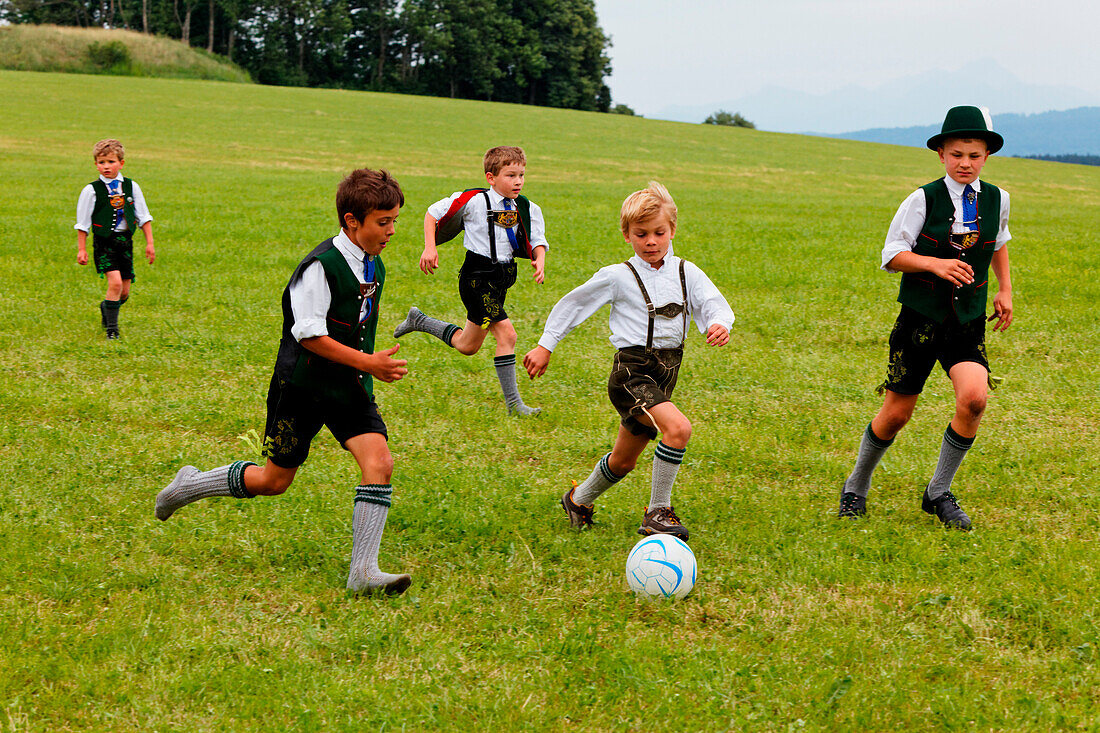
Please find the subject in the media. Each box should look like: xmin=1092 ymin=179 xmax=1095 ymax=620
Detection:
xmin=156 ymin=169 xmax=412 ymax=595
xmin=838 ymin=106 xmax=1014 ymax=530
xmin=393 ymin=145 xmax=548 ymax=415
xmin=524 ymin=182 xmax=734 ymax=541
xmin=75 ymin=139 xmax=155 ymax=339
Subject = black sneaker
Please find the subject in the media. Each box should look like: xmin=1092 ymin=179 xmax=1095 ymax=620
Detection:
xmin=922 ymin=487 xmax=972 ymax=530
xmin=561 ymin=482 xmax=594 ymax=528
xmin=837 ymin=491 xmax=866 ymax=519
xmin=106 ymin=328 xmax=120 ymax=340
xmin=638 ymin=505 xmax=689 ymax=542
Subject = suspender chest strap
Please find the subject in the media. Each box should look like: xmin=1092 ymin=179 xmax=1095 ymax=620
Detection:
xmin=623 ymin=259 xmax=689 ymax=350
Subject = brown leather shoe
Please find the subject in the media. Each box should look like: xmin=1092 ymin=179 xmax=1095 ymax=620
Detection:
xmin=638 ymin=505 xmax=689 ymax=542
xmin=561 ymin=481 xmax=595 ymax=528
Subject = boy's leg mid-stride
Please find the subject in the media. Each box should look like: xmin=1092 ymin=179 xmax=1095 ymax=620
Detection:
xmin=565 ymin=401 xmax=691 ymax=542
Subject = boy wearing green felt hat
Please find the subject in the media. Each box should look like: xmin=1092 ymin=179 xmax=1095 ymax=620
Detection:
xmin=837 ymin=105 xmax=1015 ymax=530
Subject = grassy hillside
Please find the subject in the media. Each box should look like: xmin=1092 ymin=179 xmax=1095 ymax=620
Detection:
xmin=0 ymin=24 xmax=250 ymax=82
xmin=1 ymin=69 xmax=1099 ymax=730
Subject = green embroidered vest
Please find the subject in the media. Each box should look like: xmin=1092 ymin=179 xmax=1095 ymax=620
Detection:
xmin=90 ymin=178 xmax=137 ymax=235
xmin=897 ymin=178 xmax=1001 ymax=324
xmin=275 ymin=238 xmax=385 ymax=400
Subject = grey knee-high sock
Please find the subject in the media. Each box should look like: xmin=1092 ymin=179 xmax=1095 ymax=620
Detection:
xmin=101 ymin=299 xmax=121 ymax=330
xmin=495 ymin=354 xmax=540 ymax=415
xmin=573 ymin=453 xmax=626 ymax=505
xmin=347 ymin=484 xmax=410 ymax=593
xmin=650 ymin=442 xmax=686 ymax=509
xmin=926 ymin=425 xmax=975 ymax=500
xmin=393 ymin=306 xmax=459 ymax=346
xmin=155 ymin=461 xmax=255 ymax=520
xmin=844 ymin=423 xmax=895 ymax=498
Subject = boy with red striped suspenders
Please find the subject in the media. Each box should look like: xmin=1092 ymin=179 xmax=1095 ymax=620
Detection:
xmin=394 ymin=146 xmax=549 ymax=415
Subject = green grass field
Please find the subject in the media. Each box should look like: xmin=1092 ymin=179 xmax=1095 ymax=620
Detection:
xmin=2 ymin=69 xmax=1100 ymax=731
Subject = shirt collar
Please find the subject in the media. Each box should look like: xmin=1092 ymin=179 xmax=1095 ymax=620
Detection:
xmin=99 ymin=174 xmax=123 ymax=184
xmin=629 ymin=244 xmax=677 ymax=273
xmin=335 ymin=230 xmax=367 ymax=264
xmin=943 ymin=176 xmax=981 ymax=195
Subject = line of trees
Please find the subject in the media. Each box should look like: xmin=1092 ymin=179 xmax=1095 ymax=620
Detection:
xmin=1 ymin=0 xmax=613 ymax=111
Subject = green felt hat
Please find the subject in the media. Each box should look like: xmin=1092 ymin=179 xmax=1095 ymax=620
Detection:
xmin=926 ymin=105 xmax=1003 ymax=154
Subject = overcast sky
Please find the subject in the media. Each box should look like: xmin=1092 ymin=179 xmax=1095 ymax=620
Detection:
xmin=593 ymin=0 xmax=1100 ymax=120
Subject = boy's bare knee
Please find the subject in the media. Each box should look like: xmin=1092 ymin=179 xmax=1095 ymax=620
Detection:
xmin=959 ymin=396 xmax=986 ymax=421
xmin=454 ymin=341 xmax=479 ymax=355
xmin=366 ymin=454 xmax=395 ymax=483
xmin=493 ymin=323 xmax=518 ymax=349
xmin=662 ymin=417 xmax=692 ymax=446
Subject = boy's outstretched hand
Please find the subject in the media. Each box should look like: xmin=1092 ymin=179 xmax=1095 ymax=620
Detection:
xmin=523 ymin=345 xmax=551 ymax=379
xmin=531 ymin=249 xmax=546 ymax=284
xmin=365 ymin=344 xmax=409 ymax=383
xmin=988 ymin=291 xmax=1013 ymax=332
xmin=419 ymin=244 xmax=440 ymax=275
xmin=705 ymin=323 xmax=729 ymax=346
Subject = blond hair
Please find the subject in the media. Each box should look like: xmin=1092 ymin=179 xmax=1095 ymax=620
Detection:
xmin=93 ymin=138 xmax=125 ymax=160
xmin=620 ymin=181 xmax=677 ymax=235
xmin=483 ymin=146 xmax=526 ymax=175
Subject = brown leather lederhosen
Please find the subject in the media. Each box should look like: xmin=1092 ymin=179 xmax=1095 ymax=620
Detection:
xmin=608 ymin=259 xmax=689 ymax=439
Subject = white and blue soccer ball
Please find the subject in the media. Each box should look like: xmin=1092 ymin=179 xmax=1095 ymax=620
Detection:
xmin=625 ymin=534 xmax=696 ymax=599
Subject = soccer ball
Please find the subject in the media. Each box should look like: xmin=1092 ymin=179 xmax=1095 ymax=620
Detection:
xmin=625 ymin=535 xmax=696 ymax=599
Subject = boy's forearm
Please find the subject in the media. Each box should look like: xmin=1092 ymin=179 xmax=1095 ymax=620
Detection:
xmin=300 ymin=335 xmax=369 ymax=372
xmin=141 ymin=221 xmax=154 ymax=245
xmin=423 ymin=212 xmax=438 ymax=249
xmin=991 ymin=245 xmax=1011 ymax=293
xmin=884 ymin=251 xmax=937 ymax=274
xmin=77 ymin=230 xmax=87 ymax=251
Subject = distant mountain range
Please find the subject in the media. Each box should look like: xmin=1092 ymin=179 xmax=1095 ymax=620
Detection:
xmin=653 ymin=58 xmax=1100 ymax=156
xmin=825 ymin=107 xmax=1100 ymax=158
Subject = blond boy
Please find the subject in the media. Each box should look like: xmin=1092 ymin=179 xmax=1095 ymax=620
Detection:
xmin=524 ymin=182 xmax=734 ymax=540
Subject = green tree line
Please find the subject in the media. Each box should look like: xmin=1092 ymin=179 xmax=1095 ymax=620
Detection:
xmin=0 ymin=0 xmax=613 ymax=110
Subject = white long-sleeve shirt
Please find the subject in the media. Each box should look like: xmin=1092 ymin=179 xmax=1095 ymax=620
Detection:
xmin=427 ymin=187 xmax=548 ymax=261
xmin=537 ymin=247 xmax=734 ymax=352
xmin=288 ymin=230 xmax=376 ymax=341
xmin=74 ymin=174 xmax=153 ymax=233
xmin=881 ymin=176 xmax=1011 ymax=272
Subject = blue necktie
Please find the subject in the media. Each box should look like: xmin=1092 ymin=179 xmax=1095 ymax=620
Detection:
xmin=502 ymin=197 xmax=519 ymax=253
xmin=961 ymin=184 xmax=977 ymax=232
xmin=109 ymin=180 xmax=123 ymax=230
xmin=361 ymin=257 xmax=375 ymax=322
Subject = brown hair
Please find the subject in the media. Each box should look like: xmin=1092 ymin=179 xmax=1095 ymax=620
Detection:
xmin=336 ymin=168 xmax=404 ymax=228
xmin=620 ymin=181 xmax=677 ymax=235
xmin=93 ymin=139 xmax=125 ymax=160
xmin=483 ymin=146 xmax=526 ymax=175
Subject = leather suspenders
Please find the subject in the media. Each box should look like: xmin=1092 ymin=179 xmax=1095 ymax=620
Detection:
xmin=481 ymin=191 xmax=499 ymax=263
xmin=623 ymin=259 xmax=689 ymax=350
